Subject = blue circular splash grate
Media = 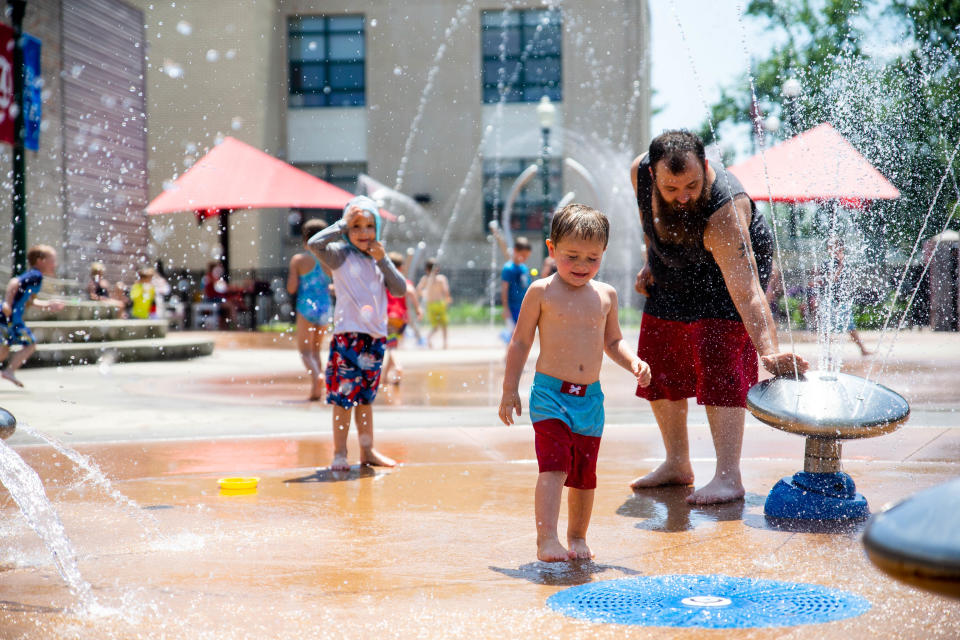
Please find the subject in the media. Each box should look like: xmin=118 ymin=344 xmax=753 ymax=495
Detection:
xmin=546 ymin=574 xmax=870 ymax=628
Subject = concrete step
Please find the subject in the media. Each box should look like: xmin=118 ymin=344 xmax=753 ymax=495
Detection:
xmin=29 ymin=319 xmax=168 ymax=344
xmin=25 ymin=299 xmax=121 ymax=321
xmin=24 ymin=336 xmax=214 ymax=368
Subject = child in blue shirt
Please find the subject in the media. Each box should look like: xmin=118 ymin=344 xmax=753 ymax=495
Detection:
xmin=501 ymin=236 xmax=533 ymax=335
xmin=0 ymin=245 xmax=65 ymax=387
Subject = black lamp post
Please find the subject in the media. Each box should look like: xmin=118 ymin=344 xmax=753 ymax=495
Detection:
xmin=536 ymin=95 xmax=556 ymax=246
xmin=10 ymin=0 xmax=27 ymax=274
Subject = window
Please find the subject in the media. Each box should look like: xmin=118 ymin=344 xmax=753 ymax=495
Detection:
xmin=288 ymin=15 xmax=365 ymax=107
xmin=481 ymin=9 xmax=562 ymax=104
xmin=290 ymin=162 xmax=367 ymax=236
xmin=483 ymin=158 xmax=562 ymax=234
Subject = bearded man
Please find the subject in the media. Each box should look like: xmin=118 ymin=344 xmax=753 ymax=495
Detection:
xmin=630 ymin=130 xmax=808 ymax=504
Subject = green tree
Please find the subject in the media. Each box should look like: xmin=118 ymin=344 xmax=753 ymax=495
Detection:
xmin=701 ymin=0 xmax=960 ymax=250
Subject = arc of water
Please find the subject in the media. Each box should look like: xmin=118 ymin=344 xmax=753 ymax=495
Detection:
xmin=17 ymin=423 xmax=162 ymax=539
xmin=859 ymin=136 xmax=960 ymax=394
xmin=564 ymin=157 xmax=600 ymax=207
xmin=0 ymin=440 xmax=96 ymax=609
xmin=500 ymin=163 xmax=540 ymax=249
xmin=392 ymin=0 xmax=477 ymax=196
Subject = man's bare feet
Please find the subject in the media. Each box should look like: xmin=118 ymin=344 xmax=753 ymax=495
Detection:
xmin=686 ymin=475 xmax=745 ymax=505
xmin=629 ymin=462 xmax=694 ymax=491
xmin=360 ymin=448 xmax=396 ymax=467
xmin=1 ymin=370 xmax=23 ymax=388
xmin=538 ymin=538 xmax=574 ymax=563
xmin=567 ymin=537 xmax=593 ymax=560
xmin=331 ymin=453 xmax=350 ymax=471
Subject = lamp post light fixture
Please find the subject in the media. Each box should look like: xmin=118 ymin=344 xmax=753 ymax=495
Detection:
xmin=536 ymin=95 xmax=556 ymax=246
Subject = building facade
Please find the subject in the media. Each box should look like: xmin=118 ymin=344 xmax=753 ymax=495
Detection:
xmin=0 ymin=0 xmax=149 ymax=283
xmin=2 ymin=1 xmax=650 ymax=295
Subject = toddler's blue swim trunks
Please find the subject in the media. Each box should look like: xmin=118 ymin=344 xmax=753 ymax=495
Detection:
xmin=529 ymin=372 xmax=604 ymax=437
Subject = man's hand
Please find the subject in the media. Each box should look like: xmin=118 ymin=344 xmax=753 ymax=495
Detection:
xmin=498 ymin=390 xmax=522 ymax=425
xmin=760 ymin=352 xmax=810 ymax=377
xmin=367 ymin=240 xmax=386 ymax=261
xmin=632 ymin=357 xmax=652 ymax=387
xmin=1 ymin=302 xmax=10 ymax=318
xmin=634 ymin=265 xmax=653 ymax=297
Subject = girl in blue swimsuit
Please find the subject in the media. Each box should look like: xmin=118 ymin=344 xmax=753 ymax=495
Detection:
xmin=286 ymin=218 xmax=333 ymax=400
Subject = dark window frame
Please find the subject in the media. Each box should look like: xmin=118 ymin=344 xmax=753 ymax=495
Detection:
xmin=481 ymin=9 xmax=563 ymax=104
xmin=288 ymin=15 xmax=365 ymax=108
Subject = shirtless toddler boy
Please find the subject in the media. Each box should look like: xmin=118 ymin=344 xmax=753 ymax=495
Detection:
xmin=499 ymin=204 xmax=651 ymax=562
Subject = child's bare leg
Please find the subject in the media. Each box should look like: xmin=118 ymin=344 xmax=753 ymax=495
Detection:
xmin=567 ymin=487 xmax=594 ymax=560
xmin=355 ymin=404 xmax=396 ymax=467
xmin=535 ymin=471 xmax=574 ymax=562
xmin=630 ymin=398 xmax=695 ymax=489
xmin=441 ymin=323 xmax=448 ymax=349
xmin=296 ymin=316 xmax=324 ymax=399
xmin=331 ymin=405 xmax=352 ymax=470
xmin=309 ymin=324 xmax=326 ymax=398
xmin=2 ymin=345 xmax=35 ymax=387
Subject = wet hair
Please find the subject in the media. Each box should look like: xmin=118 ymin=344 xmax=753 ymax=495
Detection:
xmin=388 ymin=251 xmax=404 ymax=269
xmin=649 ymin=130 xmax=706 ymax=176
xmin=513 ymin=236 xmax=532 ymax=252
xmin=301 ymin=218 xmax=327 ymax=240
xmin=550 ymin=203 xmax=610 ymax=249
xmin=27 ymin=245 xmax=55 ymax=267
xmin=425 ymin=257 xmax=437 ymax=273
xmin=137 ymin=267 xmax=155 ymax=279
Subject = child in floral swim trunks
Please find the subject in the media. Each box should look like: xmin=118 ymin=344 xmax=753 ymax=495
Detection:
xmin=308 ymin=196 xmax=407 ymax=471
xmin=498 ymin=204 xmax=651 ymax=562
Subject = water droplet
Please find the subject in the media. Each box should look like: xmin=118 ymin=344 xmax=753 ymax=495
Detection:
xmin=176 ymin=21 xmax=192 ymax=36
xmin=205 ymin=49 xmax=220 ymax=63
xmin=393 ymin=66 xmax=403 ymax=76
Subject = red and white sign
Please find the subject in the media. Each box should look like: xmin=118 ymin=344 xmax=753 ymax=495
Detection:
xmin=0 ymin=23 xmax=14 ymax=146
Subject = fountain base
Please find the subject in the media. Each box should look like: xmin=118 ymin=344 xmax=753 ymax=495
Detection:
xmin=765 ymin=471 xmax=869 ymax=521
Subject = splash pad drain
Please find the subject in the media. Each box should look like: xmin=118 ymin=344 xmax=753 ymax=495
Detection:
xmin=546 ymin=575 xmax=870 ymax=628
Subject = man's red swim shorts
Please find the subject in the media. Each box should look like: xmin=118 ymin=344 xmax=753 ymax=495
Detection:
xmin=635 ymin=313 xmax=757 ymax=408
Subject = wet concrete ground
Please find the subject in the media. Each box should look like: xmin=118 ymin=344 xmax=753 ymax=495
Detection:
xmin=0 ymin=326 xmax=958 ymax=638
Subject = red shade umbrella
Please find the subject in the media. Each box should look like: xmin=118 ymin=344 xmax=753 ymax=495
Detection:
xmin=146 ymin=136 xmax=394 ymax=276
xmin=727 ymin=123 xmax=900 ymax=208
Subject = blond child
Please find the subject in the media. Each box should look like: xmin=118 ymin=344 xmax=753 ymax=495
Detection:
xmin=308 ymin=196 xmax=407 ymax=471
xmin=287 ymin=218 xmax=334 ymax=401
xmin=498 ymin=204 xmax=651 ymax=562
xmin=129 ymin=267 xmax=156 ymax=319
xmin=415 ymin=258 xmax=452 ymax=349
xmin=0 ymin=245 xmax=65 ymax=387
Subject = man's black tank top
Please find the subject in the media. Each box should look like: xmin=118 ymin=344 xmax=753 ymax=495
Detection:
xmin=636 ymin=154 xmax=773 ymax=322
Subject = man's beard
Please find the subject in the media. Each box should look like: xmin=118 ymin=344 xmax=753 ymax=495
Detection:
xmin=653 ymin=181 xmax=709 ymax=246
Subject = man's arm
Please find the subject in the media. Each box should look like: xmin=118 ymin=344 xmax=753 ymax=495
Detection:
xmin=704 ymin=199 xmax=808 ymax=376
xmin=498 ymin=283 xmax=542 ymax=425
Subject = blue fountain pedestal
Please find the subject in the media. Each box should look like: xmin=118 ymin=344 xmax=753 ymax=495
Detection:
xmin=765 ymin=471 xmax=868 ymax=520
xmin=747 ymin=371 xmax=909 ymax=522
